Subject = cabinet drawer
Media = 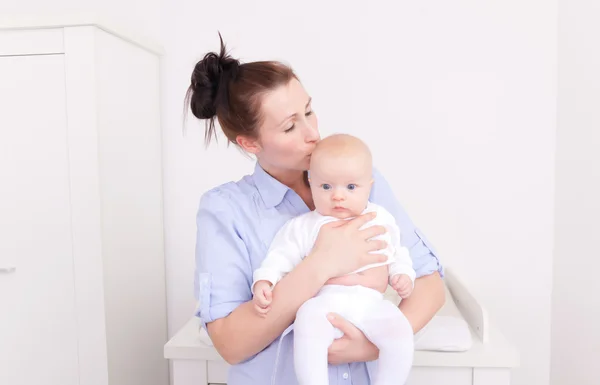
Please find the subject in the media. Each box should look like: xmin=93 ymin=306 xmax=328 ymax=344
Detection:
xmin=408 ymin=367 xmax=472 ymax=385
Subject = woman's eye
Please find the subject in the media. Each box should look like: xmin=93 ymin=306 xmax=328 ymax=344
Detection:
xmin=322 ymin=184 xmax=331 ymax=190
xmin=305 ymin=110 xmax=313 ymax=116
xmin=347 ymin=184 xmax=356 ymax=190
xmin=284 ymin=124 xmax=295 ymax=133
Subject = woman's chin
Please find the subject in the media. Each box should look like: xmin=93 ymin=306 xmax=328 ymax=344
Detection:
xmin=300 ymin=157 xmax=311 ymax=170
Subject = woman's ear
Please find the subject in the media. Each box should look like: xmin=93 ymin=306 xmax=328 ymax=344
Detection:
xmin=236 ymin=135 xmax=261 ymax=154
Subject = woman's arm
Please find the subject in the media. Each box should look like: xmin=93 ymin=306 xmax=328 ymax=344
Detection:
xmin=208 ymin=255 xmax=328 ymax=364
xmin=399 ymin=271 xmax=445 ymax=333
xmin=202 ymin=208 xmax=388 ymax=364
xmin=327 ymin=272 xmax=445 ymax=364
xmin=369 ymin=167 xmax=445 ymax=329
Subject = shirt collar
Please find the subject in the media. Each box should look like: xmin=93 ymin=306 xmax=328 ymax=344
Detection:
xmin=252 ymin=162 xmax=291 ymax=208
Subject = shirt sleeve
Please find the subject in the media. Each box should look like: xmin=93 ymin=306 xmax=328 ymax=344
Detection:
xmin=251 ymin=217 xmax=305 ymax=292
xmin=194 ymin=188 xmax=253 ymax=329
xmin=370 ymin=168 xmax=444 ymax=278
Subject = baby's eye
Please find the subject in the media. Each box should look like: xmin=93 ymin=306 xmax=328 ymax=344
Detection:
xmin=322 ymin=184 xmax=331 ymax=190
xmin=347 ymin=184 xmax=357 ymax=191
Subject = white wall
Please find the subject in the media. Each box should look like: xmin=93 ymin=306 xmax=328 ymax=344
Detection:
xmin=551 ymin=1 xmax=600 ymax=384
xmin=162 ymin=2 xmax=557 ymax=385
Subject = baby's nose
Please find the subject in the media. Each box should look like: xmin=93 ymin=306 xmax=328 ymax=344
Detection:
xmin=332 ymin=192 xmax=345 ymax=201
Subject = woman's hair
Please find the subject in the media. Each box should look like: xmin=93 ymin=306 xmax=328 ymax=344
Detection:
xmin=185 ymin=34 xmax=297 ymax=146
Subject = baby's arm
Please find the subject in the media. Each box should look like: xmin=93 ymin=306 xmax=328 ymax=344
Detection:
xmin=386 ymin=220 xmax=417 ymax=298
xmin=251 ymin=219 xmax=305 ymax=314
xmin=252 ymin=280 xmax=274 ymax=316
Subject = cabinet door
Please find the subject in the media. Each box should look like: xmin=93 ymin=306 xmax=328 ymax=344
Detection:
xmin=0 ymin=54 xmax=79 ymax=385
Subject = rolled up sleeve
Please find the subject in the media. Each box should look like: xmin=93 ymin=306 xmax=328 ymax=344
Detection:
xmin=194 ymin=189 xmax=252 ymax=328
xmin=370 ymin=168 xmax=444 ymax=278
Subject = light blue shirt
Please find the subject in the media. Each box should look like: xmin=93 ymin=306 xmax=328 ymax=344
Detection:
xmin=194 ymin=162 xmax=443 ymax=385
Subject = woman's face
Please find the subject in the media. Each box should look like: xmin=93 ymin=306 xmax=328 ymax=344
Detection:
xmin=249 ymin=78 xmax=320 ymax=174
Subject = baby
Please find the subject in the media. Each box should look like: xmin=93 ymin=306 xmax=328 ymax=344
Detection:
xmin=252 ymin=134 xmax=415 ymax=385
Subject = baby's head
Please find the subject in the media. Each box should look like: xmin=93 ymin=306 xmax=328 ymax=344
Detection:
xmin=309 ymin=134 xmax=373 ymax=219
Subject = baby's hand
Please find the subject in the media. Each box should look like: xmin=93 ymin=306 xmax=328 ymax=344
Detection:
xmin=390 ymin=274 xmax=413 ymax=298
xmin=252 ymin=281 xmax=273 ymax=316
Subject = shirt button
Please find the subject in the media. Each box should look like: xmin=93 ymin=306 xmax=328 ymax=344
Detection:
xmin=343 ymin=372 xmax=349 ymax=380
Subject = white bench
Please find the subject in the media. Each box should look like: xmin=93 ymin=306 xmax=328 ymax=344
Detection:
xmin=164 ymin=269 xmax=519 ymax=385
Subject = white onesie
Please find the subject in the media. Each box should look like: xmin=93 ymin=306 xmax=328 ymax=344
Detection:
xmin=252 ymin=202 xmax=415 ymax=385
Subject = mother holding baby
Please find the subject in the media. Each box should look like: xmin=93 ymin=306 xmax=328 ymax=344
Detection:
xmin=189 ymin=36 xmax=445 ymax=385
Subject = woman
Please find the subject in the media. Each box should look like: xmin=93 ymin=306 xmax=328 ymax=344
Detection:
xmin=189 ymin=37 xmax=445 ymax=385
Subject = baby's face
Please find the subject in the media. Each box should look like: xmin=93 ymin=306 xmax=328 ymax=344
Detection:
xmin=309 ymin=154 xmax=373 ymax=219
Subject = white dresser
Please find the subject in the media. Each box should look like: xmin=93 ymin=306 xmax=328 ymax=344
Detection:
xmin=0 ymin=19 xmax=168 ymax=385
xmin=165 ymin=269 xmax=520 ymax=385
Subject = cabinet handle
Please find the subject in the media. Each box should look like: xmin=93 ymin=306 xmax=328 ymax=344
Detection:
xmin=0 ymin=266 xmax=16 ymax=274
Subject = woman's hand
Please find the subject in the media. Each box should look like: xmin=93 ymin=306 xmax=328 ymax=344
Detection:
xmin=308 ymin=212 xmax=388 ymax=280
xmin=327 ymin=313 xmax=379 ymax=364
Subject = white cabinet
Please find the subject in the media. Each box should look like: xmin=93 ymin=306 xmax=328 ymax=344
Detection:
xmin=0 ymin=51 xmax=80 ymax=385
xmin=0 ymin=22 xmax=168 ymax=385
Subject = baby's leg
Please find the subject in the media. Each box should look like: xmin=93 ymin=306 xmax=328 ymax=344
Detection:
xmin=293 ymin=294 xmax=340 ymax=385
xmin=358 ymin=299 xmax=414 ymax=385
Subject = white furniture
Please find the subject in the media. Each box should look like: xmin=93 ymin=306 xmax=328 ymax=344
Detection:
xmin=164 ymin=269 xmax=519 ymax=385
xmin=0 ymin=20 xmax=168 ymax=385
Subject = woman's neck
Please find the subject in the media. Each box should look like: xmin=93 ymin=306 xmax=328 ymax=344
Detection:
xmin=261 ymin=163 xmax=314 ymax=209
xmin=261 ymin=164 xmax=305 ymax=190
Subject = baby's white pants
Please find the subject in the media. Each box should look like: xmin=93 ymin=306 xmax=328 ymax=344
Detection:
xmin=293 ymin=284 xmax=414 ymax=385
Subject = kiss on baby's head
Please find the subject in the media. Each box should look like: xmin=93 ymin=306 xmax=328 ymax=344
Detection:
xmin=308 ymin=134 xmax=374 ymax=219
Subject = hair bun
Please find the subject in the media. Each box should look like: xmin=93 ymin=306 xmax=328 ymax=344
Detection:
xmin=189 ymin=33 xmax=240 ymax=120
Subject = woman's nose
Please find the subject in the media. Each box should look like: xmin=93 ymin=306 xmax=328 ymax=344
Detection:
xmin=304 ymin=124 xmax=320 ymax=143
